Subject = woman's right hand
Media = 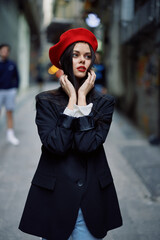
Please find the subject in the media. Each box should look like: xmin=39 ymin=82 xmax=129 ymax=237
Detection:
xmin=60 ymin=74 xmax=77 ymax=109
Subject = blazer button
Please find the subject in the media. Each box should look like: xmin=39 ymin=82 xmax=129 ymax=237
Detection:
xmin=77 ymin=180 xmax=83 ymax=187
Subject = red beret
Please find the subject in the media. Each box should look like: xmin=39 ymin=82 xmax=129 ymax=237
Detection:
xmin=49 ymin=28 xmax=98 ymax=68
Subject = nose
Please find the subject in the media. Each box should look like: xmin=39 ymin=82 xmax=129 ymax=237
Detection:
xmin=79 ymin=55 xmax=85 ymax=63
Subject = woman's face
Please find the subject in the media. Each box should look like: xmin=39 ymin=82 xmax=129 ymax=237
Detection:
xmin=72 ymin=42 xmax=92 ymax=79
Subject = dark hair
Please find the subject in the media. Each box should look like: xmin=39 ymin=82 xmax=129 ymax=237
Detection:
xmin=45 ymin=41 xmax=97 ymax=106
xmin=60 ymin=41 xmax=96 ymax=103
xmin=0 ymin=44 xmax=11 ymax=50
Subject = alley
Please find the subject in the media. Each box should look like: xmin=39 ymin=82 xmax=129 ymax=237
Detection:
xmin=0 ymin=83 xmax=160 ymax=240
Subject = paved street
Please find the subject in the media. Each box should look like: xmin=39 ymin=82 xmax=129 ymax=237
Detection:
xmin=0 ymin=83 xmax=160 ymax=240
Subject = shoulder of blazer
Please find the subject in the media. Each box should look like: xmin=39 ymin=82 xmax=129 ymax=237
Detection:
xmin=93 ymin=91 xmax=115 ymax=113
xmin=35 ymin=89 xmax=115 ymax=112
xmin=35 ymin=90 xmax=57 ymax=102
xmin=35 ymin=88 xmax=69 ymax=108
xmin=93 ymin=90 xmax=115 ymax=103
xmin=35 ymin=89 xmax=68 ymax=114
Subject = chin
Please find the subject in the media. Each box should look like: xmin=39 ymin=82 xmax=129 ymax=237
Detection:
xmin=75 ymin=72 xmax=87 ymax=79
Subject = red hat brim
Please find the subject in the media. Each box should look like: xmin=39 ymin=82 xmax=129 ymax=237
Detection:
xmin=49 ymin=28 xmax=98 ymax=69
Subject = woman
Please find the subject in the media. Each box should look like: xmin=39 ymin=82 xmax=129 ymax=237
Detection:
xmin=19 ymin=28 xmax=122 ymax=240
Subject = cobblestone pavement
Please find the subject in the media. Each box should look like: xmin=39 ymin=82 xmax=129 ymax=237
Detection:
xmin=0 ymin=83 xmax=160 ymax=240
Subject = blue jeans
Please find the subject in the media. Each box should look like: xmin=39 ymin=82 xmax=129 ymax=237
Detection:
xmin=42 ymin=208 xmax=102 ymax=240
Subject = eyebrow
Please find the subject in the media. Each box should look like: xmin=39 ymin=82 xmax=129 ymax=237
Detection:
xmin=73 ymin=50 xmax=91 ymax=54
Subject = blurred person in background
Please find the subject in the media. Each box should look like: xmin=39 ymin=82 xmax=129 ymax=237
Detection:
xmin=36 ymin=74 xmax=44 ymax=92
xmin=19 ymin=28 xmax=122 ymax=240
xmin=36 ymin=62 xmax=45 ymax=92
xmin=0 ymin=44 xmax=20 ymax=146
xmin=93 ymin=52 xmax=107 ymax=94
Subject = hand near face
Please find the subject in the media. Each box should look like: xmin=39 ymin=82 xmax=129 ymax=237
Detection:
xmin=78 ymin=70 xmax=96 ymax=97
xmin=60 ymin=74 xmax=76 ymax=98
xmin=60 ymin=74 xmax=77 ymax=109
xmin=77 ymin=70 xmax=96 ymax=106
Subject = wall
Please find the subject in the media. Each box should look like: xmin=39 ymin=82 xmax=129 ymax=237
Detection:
xmin=107 ymin=0 xmax=125 ymax=97
xmin=135 ymin=49 xmax=160 ymax=135
xmin=17 ymin=14 xmax=30 ymax=90
xmin=0 ymin=0 xmax=19 ymax=61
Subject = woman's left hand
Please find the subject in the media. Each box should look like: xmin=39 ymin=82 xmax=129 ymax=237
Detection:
xmin=78 ymin=70 xmax=96 ymax=106
xmin=78 ymin=70 xmax=96 ymax=97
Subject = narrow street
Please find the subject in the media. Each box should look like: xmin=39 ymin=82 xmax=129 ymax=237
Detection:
xmin=0 ymin=83 xmax=160 ymax=240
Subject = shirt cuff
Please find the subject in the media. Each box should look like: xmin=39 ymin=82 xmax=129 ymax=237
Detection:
xmin=73 ymin=103 xmax=93 ymax=117
xmin=63 ymin=107 xmax=75 ymax=117
xmin=63 ymin=103 xmax=93 ymax=118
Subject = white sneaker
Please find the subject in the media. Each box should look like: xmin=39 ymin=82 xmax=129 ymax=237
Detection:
xmin=7 ymin=129 xmax=20 ymax=146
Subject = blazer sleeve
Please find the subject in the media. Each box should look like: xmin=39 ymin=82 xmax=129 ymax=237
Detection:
xmin=73 ymin=96 xmax=115 ymax=153
xmin=35 ymin=96 xmax=75 ymax=155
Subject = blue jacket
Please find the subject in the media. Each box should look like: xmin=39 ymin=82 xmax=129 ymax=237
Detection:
xmin=0 ymin=59 xmax=19 ymax=89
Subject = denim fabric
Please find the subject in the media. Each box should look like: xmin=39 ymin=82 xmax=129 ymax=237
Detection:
xmin=42 ymin=208 xmax=102 ymax=240
xmin=0 ymin=88 xmax=17 ymax=110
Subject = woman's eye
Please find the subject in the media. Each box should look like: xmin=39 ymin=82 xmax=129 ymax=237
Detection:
xmin=73 ymin=53 xmax=78 ymax=57
xmin=85 ymin=55 xmax=91 ymax=59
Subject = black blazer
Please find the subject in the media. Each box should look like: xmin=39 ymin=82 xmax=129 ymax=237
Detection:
xmin=19 ymin=89 xmax=122 ymax=240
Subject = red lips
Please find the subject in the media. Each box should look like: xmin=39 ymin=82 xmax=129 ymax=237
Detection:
xmin=77 ymin=66 xmax=86 ymax=72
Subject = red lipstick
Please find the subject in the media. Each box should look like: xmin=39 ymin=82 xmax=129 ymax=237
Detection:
xmin=77 ymin=66 xmax=86 ymax=72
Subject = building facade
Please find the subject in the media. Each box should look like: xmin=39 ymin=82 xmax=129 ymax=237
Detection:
xmin=0 ymin=0 xmax=43 ymax=91
xmin=107 ymin=0 xmax=160 ymax=139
